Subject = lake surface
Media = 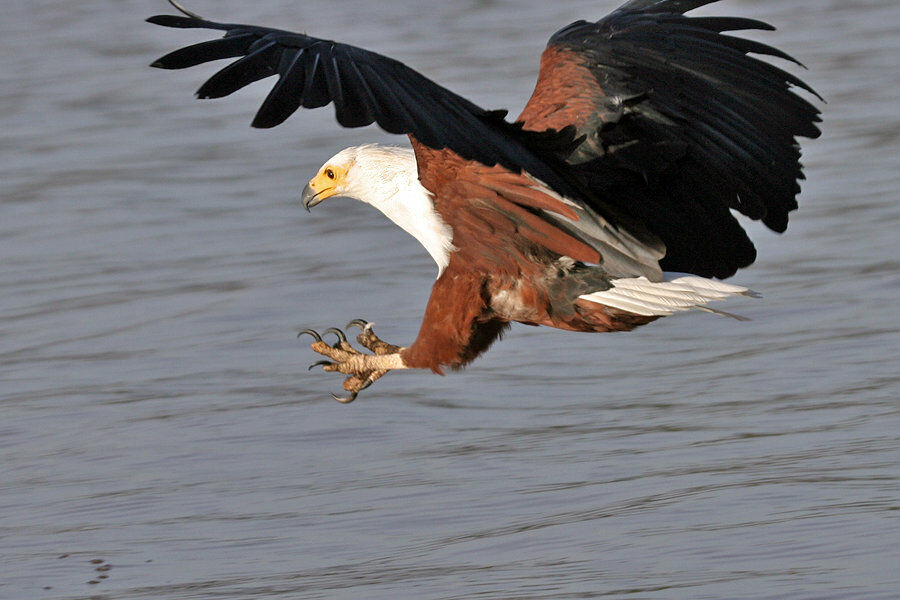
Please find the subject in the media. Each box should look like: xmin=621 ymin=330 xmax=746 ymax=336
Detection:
xmin=1 ymin=0 xmax=898 ymax=598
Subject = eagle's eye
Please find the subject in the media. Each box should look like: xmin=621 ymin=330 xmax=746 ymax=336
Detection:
xmin=325 ymin=168 xmax=335 ymax=180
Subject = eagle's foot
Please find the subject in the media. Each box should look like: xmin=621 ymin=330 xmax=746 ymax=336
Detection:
xmin=298 ymin=325 xmax=403 ymax=403
xmin=346 ymin=319 xmax=402 ymax=355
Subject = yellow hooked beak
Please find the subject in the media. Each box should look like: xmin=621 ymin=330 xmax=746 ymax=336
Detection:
xmin=301 ymin=165 xmax=345 ymax=211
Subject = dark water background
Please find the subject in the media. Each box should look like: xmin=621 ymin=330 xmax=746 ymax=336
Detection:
xmin=2 ymin=1 xmax=898 ymax=598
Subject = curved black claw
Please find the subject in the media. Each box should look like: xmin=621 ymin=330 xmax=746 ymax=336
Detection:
xmin=323 ymin=327 xmax=348 ymax=344
xmin=331 ymin=392 xmax=359 ymax=404
xmin=298 ymin=329 xmax=322 ymax=342
xmin=346 ymin=319 xmax=371 ymax=331
xmin=308 ymin=360 xmax=333 ymax=371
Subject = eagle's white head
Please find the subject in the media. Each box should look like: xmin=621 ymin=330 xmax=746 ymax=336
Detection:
xmin=301 ymin=144 xmax=454 ymax=274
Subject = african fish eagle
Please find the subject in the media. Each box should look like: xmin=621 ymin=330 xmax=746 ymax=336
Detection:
xmin=149 ymin=0 xmax=821 ymax=402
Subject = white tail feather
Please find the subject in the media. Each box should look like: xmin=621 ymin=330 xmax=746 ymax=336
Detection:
xmin=579 ymin=275 xmax=757 ymax=319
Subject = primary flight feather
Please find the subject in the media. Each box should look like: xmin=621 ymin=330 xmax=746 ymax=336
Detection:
xmin=149 ymin=0 xmax=821 ymax=402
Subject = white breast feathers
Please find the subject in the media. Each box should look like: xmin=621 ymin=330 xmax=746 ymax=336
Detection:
xmin=329 ymin=144 xmax=455 ymax=275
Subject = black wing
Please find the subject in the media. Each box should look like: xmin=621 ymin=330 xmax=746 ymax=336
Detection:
xmin=147 ymin=13 xmax=580 ymax=198
xmin=149 ymin=0 xmax=821 ymax=280
xmin=519 ymin=0 xmax=822 ymax=277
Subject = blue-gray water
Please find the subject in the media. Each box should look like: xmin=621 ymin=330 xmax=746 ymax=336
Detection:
xmin=2 ymin=1 xmax=898 ymax=598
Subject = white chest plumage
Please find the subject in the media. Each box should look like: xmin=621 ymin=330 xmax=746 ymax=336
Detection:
xmin=374 ymin=178 xmax=455 ymax=275
xmin=331 ymin=145 xmax=455 ymax=275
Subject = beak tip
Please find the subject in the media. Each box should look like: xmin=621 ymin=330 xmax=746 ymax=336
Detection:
xmin=301 ymin=183 xmax=318 ymax=212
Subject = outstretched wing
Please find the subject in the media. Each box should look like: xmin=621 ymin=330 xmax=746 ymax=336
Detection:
xmin=148 ymin=9 xmax=666 ymax=277
xmin=519 ymin=0 xmax=822 ymax=278
xmin=147 ymin=13 xmax=576 ymax=199
xmin=149 ymin=0 xmax=821 ymax=280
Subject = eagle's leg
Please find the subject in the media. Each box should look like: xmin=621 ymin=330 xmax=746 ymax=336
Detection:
xmin=298 ymin=326 xmax=405 ymax=403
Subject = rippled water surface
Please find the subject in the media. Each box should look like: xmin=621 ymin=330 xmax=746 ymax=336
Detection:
xmin=2 ymin=1 xmax=898 ymax=598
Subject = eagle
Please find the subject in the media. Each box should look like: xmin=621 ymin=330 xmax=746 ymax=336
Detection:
xmin=149 ymin=0 xmax=821 ymax=402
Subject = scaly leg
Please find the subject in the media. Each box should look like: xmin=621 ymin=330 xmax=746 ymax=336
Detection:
xmin=298 ymin=321 xmax=405 ymax=403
